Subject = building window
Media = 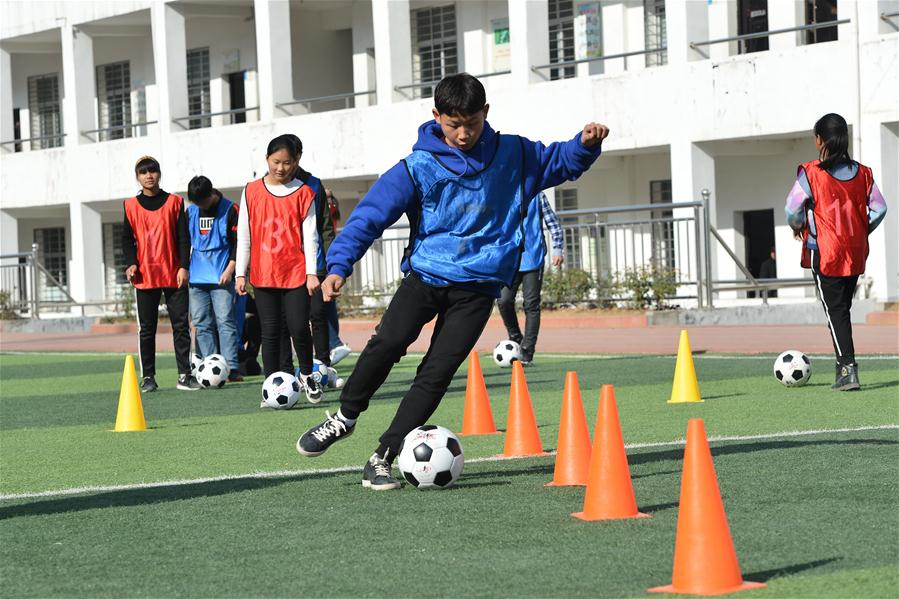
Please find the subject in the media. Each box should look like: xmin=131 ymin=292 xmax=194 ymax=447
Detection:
xmin=97 ymin=61 xmax=132 ymax=141
xmin=103 ymin=223 xmax=129 ymax=298
xmin=548 ymin=0 xmax=576 ymax=80
xmin=650 ymin=180 xmax=676 ymax=270
xmin=738 ymin=0 xmax=769 ymax=53
xmin=411 ymin=5 xmax=458 ymax=99
xmin=557 ymin=189 xmax=580 ymax=266
xmin=27 ymin=73 xmax=63 ymax=149
xmin=644 ymin=0 xmax=667 ymax=66
xmin=187 ymin=47 xmax=211 ymax=129
xmin=34 ymin=227 xmax=67 ymax=301
xmin=806 ymin=0 xmax=838 ymax=44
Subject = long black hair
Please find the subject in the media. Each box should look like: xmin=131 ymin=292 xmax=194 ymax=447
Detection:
xmin=266 ymin=134 xmax=300 ymax=159
xmin=814 ymin=113 xmax=852 ymax=171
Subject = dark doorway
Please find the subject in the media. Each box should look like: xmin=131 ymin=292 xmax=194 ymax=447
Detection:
xmin=743 ymin=209 xmax=775 ymax=297
xmin=806 ymin=0 xmax=839 ymax=44
xmin=227 ymin=71 xmax=246 ymax=124
xmin=738 ymin=0 xmax=769 ymax=53
xmin=12 ymin=108 xmax=21 ymax=152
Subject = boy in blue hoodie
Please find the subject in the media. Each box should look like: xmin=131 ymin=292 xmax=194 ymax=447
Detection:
xmin=296 ymin=73 xmax=608 ymax=490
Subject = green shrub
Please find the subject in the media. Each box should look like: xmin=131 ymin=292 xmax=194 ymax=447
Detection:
xmin=542 ymin=268 xmax=595 ymax=306
xmin=0 ymin=291 xmax=21 ymax=320
xmin=617 ymin=264 xmax=679 ymax=309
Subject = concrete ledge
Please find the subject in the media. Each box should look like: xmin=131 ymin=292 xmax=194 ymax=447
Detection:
xmin=0 ymin=317 xmax=97 ymax=333
xmin=649 ymin=300 xmax=883 ymax=326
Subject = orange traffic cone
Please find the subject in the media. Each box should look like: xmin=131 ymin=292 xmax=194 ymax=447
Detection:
xmin=461 ymin=352 xmax=498 ymax=436
xmin=572 ymin=385 xmax=648 ymax=521
xmin=499 ymin=361 xmax=548 ymax=457
xmin=546 ymin=372 xmax=591 ymax=486
xmin=649 ymin=419 xmax=765 ymax=595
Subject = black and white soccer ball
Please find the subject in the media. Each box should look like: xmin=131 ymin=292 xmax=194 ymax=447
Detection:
xmin=774 ymin=350 xmax=811 ymax=387
xmin=196 ymin=357 xmax=228 ymax=389
xmin=205 ymin=353 xmax=230 ymax=378
xmin=190 ymin=353 xmax=203 ymax=375
xmin=493 ymin=340 xmax=521 ymax=368
xmin=397 ymin=425 xmax=464 ymax=489
xmin=261 ymin=371 xmax=301 ymax=409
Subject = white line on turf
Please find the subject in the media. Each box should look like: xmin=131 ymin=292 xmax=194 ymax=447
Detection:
xmin=1 ymin=424 xmax=895 ymax=502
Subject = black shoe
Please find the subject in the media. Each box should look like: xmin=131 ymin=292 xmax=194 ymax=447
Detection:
xmin=362 ymin=452 xmax=401 ymax=490
xmin=520 ymin=349 xmax=534 ymax=366
xmin=177 ymin=374 xmax=203 ymax=391
xmin=296 ymin=411 xmax=355 ymax=456
xmin=227 ymin=372 xmax=244 ymax=383
xmin=140 ymin=376 xmax=158 ymax=393
xmin=832 ymin=363 xmax=861 ymax=391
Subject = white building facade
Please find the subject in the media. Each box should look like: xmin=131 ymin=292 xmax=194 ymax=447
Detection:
xmin=1 ymin=0 xmax=897 ymax=310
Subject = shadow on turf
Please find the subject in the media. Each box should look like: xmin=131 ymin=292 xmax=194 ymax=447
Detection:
xmin=629 ymin=437 xmax=899 ymax=467
xmin=744 ymin=557 xmax=842 ymax=582
xmin=0 ymin=472 xmax=350 ymax=520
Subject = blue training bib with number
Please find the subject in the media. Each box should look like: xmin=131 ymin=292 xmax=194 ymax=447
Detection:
xmin=188 ymin=198 xmax=233 ymax=285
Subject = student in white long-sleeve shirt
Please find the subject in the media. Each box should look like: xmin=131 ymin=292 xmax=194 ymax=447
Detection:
xmin=235 ymin=134 xmax=323 ymax=403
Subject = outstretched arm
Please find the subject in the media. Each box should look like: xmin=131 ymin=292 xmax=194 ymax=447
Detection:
xmin=521 ymin=123 xmax=609 ymax=200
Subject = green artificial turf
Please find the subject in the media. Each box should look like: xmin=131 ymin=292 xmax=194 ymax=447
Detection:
xmin=0 ymin=351 xmax=897 ymax=598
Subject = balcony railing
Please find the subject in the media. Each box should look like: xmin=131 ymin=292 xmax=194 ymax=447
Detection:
xmin=532 ymin=47 xmax=668 ymax=75
xmin=690 ymin=19 xmax=850 ymax=54
xmin=276 ymin=90 xmax=376 ymax=114
xmin=0 ymin=133 xmax=66 ymax=151
xmin=81 ymin=121 xmax=158 ymax=142
xmin=172 ymin=106 xmax=259 ymax=129
xmin=394 ymin=70 xmax=511 ymax=97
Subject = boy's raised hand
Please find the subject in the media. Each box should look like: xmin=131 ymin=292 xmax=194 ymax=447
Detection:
xmin=581 ymin=123 xmax=610 ymax=147
xmin=321 ymin=274 xmax=345 ymax=302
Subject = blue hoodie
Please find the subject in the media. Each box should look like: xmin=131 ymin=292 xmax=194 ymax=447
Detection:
xmin=327 ymin=120 xmax=602 ymax=296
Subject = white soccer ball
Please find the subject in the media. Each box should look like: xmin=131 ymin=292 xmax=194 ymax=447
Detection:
xmin=261 ymin=371 xmax=301 ymax=409
xmin=397 ymin=425 xmax=464 ymax=489
xmin=190 ymin=353 xmax=203 ymax=375
xmin=206 ymin=353 xmax=230 ymax=378
xmin=493 ymin=340 xmax=521 ymax=368
xmin=196 ymin=357 xmax=228 ymax=389
xmin=774 ymin=350 xmax=811 ymax=387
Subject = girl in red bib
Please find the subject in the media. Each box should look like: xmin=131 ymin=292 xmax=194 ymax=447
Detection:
xmin=236 ymin=135 xmax=323 ymax=403
xmin=785 ymin=113 xmax=888 ymax=391
xmin=123 ymin=156 xmax=201 ymax=392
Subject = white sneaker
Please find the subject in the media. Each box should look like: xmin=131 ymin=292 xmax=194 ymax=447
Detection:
xmin=330 ymin=344 xmax=351 ymax=366
xmin=301 ymin=373 xmax=324 ymax=404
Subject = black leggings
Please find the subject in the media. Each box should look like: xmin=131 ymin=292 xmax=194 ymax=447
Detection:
xmin=254 ymin=286 xmax=313 ymax=377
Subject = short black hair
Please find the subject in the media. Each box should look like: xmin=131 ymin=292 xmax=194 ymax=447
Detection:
xmin=134 ymin=156 xmax=160 ymax=175
xmin=266 ymin=134 xmax=300 ymax=159
xmin=187 ymin=175 xmax=214 ymax=203
xmin=434 ymin=73 xmax=486 ymax=117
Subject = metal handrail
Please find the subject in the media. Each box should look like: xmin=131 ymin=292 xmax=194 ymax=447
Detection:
xmin=0 ymin=133 xmax=66 ymax=146
xmin=532 ymin=47 xmax=668 ymax=72
xmin=881 ymin=11 xmax=899 ymax=19
xmin=172 ymin=106 xmax=259 ymax=122
xmin=394 ymin=70 xmax=511 ymax=92
xmin=81 ymin=121 xmax=158 ymax=137
xmin=556 ymin=201 xmax=703 ymax=218
xmin=690 ymin=19 xmax=850 ymax=48
xmin=276 ymin=89 xmax=376 ymax=108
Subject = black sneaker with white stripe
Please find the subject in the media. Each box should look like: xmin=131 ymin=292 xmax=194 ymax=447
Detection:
xmin=301 ymin=373 xmax=323 ymax=404
xmin=296 ymin=411 xmax=355 ymax=456
xmin=362 ymin=452 xmax=401 ymax=490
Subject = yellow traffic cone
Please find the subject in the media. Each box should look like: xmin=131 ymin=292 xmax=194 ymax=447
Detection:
xmin=668 ymin=330 xmax=703 ymax=404
xmin=114 ymin=355 xmax=147 ymax=431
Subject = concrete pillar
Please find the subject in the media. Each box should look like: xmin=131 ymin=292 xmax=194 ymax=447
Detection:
xmin=768 ymin=0 xmax=803 ymax=50
xmin=460 ymin=3 xmax=487 ymax=75
xmin=625 ymin=2 xmax=646 ymax=72
xmin=254 ymin=0 xmax=293 ymax=121
xmin=597 ymin=2 xmax=625 ymax=75
xmin=373 ymin=0 xmax=412 ymax=104
xmin=352 ymin=1 xmax=376 ymax=108
xmin=670 ymin=140 xmax=717 ymax=289
xmin=863 ymin=122 xmax=899 ymax=300
xmin=68 ymin=202 xmax=104 ymax=302
xmin=0 ymin=48 xmax=13 ymax=152
xmin=0 ymin=210 xmax=18 ymax=254
xmin=60 ymin=24 xmax=97 ymax=146
xmin=707 ymin=0 xmax=737 ymax=60
xmin=665 ymin=0 xmax=709 ymax=63
xmin=508 ymin=0 xmax=549 ymax=85
xmin=151 ymin=2 xmax=188 ymax=132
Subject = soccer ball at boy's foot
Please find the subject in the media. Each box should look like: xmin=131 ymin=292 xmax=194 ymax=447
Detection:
xmin=190 ymin=353 xmax=203 ymax=375
xmin=493 ymin=340 xmax=521 ymax=368
xmin=206 ymin=354 xmax=230 ymax=378
xmin=262 ymin=372 xmax=301 ymax=409
xmin=774 ymin=350 xmax=811 ymax=387
xmin=196 ymin=357 xmax=228 ymax=389
xmin=397 ymin=425 xmax=464 ymax=489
